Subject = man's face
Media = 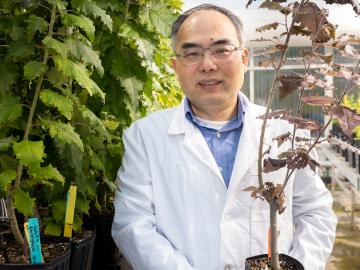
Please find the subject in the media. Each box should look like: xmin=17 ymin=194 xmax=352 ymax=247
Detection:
xmin=172 ymin=10 xmax=249 ymax=112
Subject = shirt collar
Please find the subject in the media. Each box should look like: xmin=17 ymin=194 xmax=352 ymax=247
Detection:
xmin=184 ymin=93 xmax=245 ymax=132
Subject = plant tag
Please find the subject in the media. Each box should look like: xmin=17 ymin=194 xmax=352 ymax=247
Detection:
xmin=27 ymin=217 xmax=44 ymax=264
xmin=24 ymin=222 xmax=30 ymax=245
xmin=64 ymin=185 xmax=77 ymax=238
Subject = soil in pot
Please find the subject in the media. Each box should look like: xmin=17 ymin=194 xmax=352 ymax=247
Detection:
xmin=0 ymin=233 xmax=70 ymax=269
xmin=245 ymin=254 xmax=304 ymax=270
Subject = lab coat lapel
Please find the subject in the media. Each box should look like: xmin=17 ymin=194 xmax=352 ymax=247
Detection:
xmin=168 ymin=100 xmax=224 ymax=184
xmin=227 ymin=96 xmax=266 ymax=194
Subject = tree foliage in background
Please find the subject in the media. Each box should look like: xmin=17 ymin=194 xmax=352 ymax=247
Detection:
xmin=0 ymin=0 xmax=182 ymax=246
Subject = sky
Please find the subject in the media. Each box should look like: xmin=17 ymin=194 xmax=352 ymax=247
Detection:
xmin=182 ymin=0 xmax=360 ymax=47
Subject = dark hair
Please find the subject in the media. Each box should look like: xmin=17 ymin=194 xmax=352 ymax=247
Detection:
xmin=171 ymin=4 xmax=245 ymax=50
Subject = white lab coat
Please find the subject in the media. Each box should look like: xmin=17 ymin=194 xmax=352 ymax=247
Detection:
xmin=112 ymin=93 xmax=337 ymax=270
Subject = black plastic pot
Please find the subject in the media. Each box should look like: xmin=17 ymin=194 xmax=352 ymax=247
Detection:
xmin=70 ymin=231 xmax=95 ymax=270
xmin=83 ymin=213 xmax=120 ymax=270
xmin=245 ymin=254 xmax=304 ymax=270
xmin=0 ymin=236 xmax=71 ymax=270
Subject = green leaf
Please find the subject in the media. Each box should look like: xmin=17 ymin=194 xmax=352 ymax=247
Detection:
xmin=88 ymin=148 xmax=105 ymax=171
xmin=13 ymin=189 xmax=35 ymax=216
xmin=24 ymin=61 xmax=47 ymax=81
xmin=65 ymin=38 xmax=104 ymax=76
xmin=61 ymin=14 xmax=95 ymax=42
xmin=47 ymin=67 xmax=68 ymax=89
xmin=120 ymin=24 xmax=155 ymax=62
xmin=13 ymin=140 xmax=45 ymax=167
xmin=0 ymin=136 xmax=14 ymax=152
xmin=52 ymin=200 xmax=66 ymax=223
xmin=78 ymin=105 xmax=110 ymax=142
xmin=42 ymin=37 xmax=68 ymax=58
xmin=0 ymin=169 xmax=17 ymax=191
xmin=0 ymin=63 xmax=17 ymax=94
xmin=42 ymin=120 xmax=84 ymax=151
xmin=45 ymin=0 xmax=67 ymax=14
xmin=71 ymin=0 xmax=112 ymax=31
xmin=29 ymin=165 xmax=65 ymax=183
xmin=7 ymin=39 xmax=35 ymax=61
xmin=27 ymin=15 xmax=49 ymax=40
xmin=73 ymin=212 xmax=82 ymax=231
xmin=44 ymin=222 xmax=62 ymax=236
xmin=0 ymin=96 xmax=22 ymax=125
xmin=122 ymin=77 xmax=144 ymax=109
xmin=139 ymin=3 xmax=176 ymax=37
xmin=40 ymin=89 xmax=73 ymax=120
xmin=53 ymin=56 xmax=105 ymax=100
xmin=75 ymin=195 xmax=90 ymax=215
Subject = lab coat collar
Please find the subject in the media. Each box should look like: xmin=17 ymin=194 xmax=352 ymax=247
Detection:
xmin=167 ymin=93 xmax=267 ymax=190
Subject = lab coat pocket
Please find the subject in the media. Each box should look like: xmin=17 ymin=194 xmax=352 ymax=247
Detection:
xmin=250 ymin=209 xmax=270 ymax=256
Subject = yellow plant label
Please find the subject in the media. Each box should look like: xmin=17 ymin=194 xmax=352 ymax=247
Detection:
xmin=64 ymin=185 xmax=77 ymax=238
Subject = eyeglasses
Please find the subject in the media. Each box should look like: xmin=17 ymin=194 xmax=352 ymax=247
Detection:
xmin=175 ymin=44 xmax=243 ymax=66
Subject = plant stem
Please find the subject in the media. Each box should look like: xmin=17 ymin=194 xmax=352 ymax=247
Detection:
xmin=257 ymin=0 xmax=305 ymax=189
xmin=270 ymin=198 xmax=280 ymax=270
xmin=5 ymin=1 xmax=57 ymax=246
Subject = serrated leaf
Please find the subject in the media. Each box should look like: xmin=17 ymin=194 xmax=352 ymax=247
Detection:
xmin=88 ymin=148 xmax=105 ymax=171
xmin=52 ymin=200 xmax=66 ymax=223
xmin=325 ymin=106 xmax=360 ymax=137
xmin=47 ymin=67 xmax=68 ymax=89
xmin=24 ymin=61 xmax=47 ymax=81
xmin=0 ymin=96 xmax=22 ymax=125
xmin=27 ymin=15 xmax=49 ymax=40
xmin=44 ymin=222 xmax=62 ymax=236
xmin=29 ymin=165 xmax=65 ymax=183
xmin=301 ymin=96 xmax=337 ymax=106
xmin=65 ymin=38 xmax=104 ymax=76
xmin=0 ymin=63 xmax=17 ymax=94
xmin=45 ymin=0 xmax=68 ymax=14
xmin=71 ymin=0 xmax=112 ymax=31
xmin=0 ymin=169 xmax=17 ymax=191
xmin=13 ymin=189 xmax=35 ymax=216
xmin=259 ymin=1 xmax=284 ymax=10
xmin=7 ymin=39 xmax=35 ymax=60
xmin=0 ymin=136 xmax=14 ymax=152
xmin=42 ymin=37 xmax=68 ymax=58
xmin=256 ymin=22 xmax=280 ymax=33
xmin=42 ymin=120 xmax=84 ymax=151
xmin=62 ymin=14 xmax=95 ymax=42
xmin=78 ymin=105 xmax=110 ymax=142
xmin=120 ymin=24 xmax=155 ymax=62
xmin=139 ymin=3 xmax=176 ymax=37
xmin=13 ymin=140 xmax=45 ymax=167
xmin=75 ymin=195 xmax=90 ymax=215
xmin=40 ymin=89 xmax=73 ymax=120
xmin=122 ymin=77 xmax=144 ymax=109
xmin=278 ymin=75 xmax=303 ymax=99
xmin=53 ymin=56 xmax=105 ymax=100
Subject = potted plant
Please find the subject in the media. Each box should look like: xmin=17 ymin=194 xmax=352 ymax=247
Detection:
xmin=0 ymin=0 xmax=112 ymax=268
xmin=244 ymin=0 xmax=360 ymax=269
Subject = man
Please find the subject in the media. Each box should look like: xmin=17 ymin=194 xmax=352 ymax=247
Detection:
xmin=112 ymin=4 xmax=337 ymax=270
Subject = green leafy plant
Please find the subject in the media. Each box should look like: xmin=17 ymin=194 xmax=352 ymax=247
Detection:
xmin=0 ymin=0 xmax=182 ymax=250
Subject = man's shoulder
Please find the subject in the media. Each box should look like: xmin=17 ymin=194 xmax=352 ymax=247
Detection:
xmin=127 ymin=106 xmax=178 ymax=133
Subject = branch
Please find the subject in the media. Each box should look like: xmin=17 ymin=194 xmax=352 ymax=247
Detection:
xmin=329 ymin=137 xmax=360 ymax=154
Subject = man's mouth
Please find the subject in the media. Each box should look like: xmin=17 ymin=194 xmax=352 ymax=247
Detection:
xmin=198 ymin=80 xmax=222 ymax=87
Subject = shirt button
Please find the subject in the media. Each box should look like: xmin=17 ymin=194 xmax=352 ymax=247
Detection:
xmin=219 ymin=166 xmax=223 ymax=172
xmin=216 ymin=132 xmax=221 ymax=138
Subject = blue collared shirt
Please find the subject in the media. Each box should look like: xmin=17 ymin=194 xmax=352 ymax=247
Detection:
xmin=184 ymin=96 xmax=245 ymax=188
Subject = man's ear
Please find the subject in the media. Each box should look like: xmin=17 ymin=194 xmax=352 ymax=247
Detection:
xmin=242 ymin=48 xmax=249 ymax=72
xmin=171 ymin=58 xmax=179 ymax=78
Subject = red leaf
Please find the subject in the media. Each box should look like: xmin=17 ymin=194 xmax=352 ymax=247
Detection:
xmin=325 ymin=106 xmax=360 ymax=137
xmin=263 ymin=158 xmax=287 ymax=173
xmin=256 ymin=22 xmax=280 ymax=33
xmin=283 ymin=115 xmax=323 ymax=131
xmin=273 ymin=132 xmax=291 ymax=147
xmin=301 ymin=96 xmax=337 ymax=106
xmin=258 ymin=109 xmax=289 ymax=120
xmin=278 ymin=75 xmax=303 ymax=99
xmin=293 ymin=2 xmax=335 ymax=43
xmin=287 ymin=152 xmax=309 ymax=170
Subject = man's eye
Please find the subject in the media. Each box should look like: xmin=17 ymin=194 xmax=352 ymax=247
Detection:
xmin=184 ymin=51 xmax=201 ymax=58
xmin=213 ymin=48 xmax=230 ymax=54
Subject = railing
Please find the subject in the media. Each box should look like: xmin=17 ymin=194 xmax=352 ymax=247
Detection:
xmin=318 ymin=143 xmax=360 ymax=230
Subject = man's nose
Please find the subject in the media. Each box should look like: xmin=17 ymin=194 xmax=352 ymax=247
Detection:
xmin=199 ymin=50 xmax=217 ymax=72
